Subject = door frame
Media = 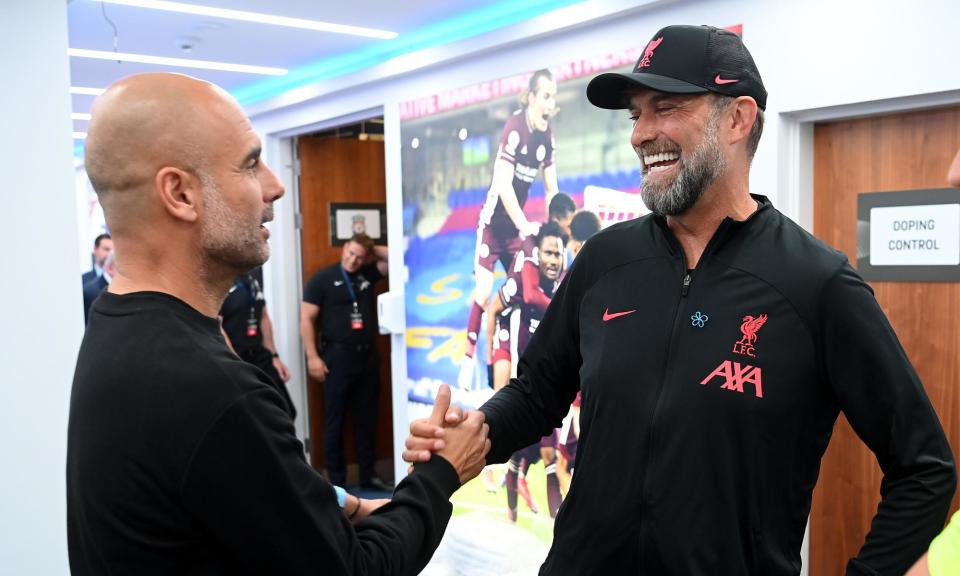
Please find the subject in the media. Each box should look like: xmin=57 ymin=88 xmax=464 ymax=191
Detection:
xmin=777 ymin=89 xmax=960 ymax=232
xmin=260 ymin=106 xmax=387 ymax=465
xmin=777 ymin=87 xmax=960 ymax=576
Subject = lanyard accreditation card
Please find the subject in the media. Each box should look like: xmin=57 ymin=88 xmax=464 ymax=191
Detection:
xmin=340 ymin=266 xmax=363 ymax=330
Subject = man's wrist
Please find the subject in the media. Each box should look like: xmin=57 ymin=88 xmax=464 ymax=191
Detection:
xmin=347 ymin=495 xmax=362 ymax=520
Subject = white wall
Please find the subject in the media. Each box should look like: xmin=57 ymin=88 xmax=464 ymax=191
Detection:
xmin=0 ymin=2 xmax=81 ymax=574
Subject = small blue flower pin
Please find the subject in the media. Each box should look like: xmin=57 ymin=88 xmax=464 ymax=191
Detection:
xmin=691 ymin=311 xmax=709 ymax=328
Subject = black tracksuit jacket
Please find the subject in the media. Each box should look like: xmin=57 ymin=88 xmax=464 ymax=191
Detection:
xmin=480 ymin=196 xmax=955 ymax=575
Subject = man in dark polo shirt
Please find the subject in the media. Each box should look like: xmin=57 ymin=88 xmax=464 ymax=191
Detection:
xmin=301 ymin=233 xmax=390 ymax=490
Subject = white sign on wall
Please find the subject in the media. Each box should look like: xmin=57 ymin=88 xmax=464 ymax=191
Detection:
xmin=869 ymin=204 xmax=960 ymax=266
xmin=858 ymin=189 xmax=960 ymax=282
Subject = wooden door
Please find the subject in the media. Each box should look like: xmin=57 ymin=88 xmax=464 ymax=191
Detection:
xmin=810 ymin=106 xmax=960 ymax=574
xmin=297 ymin=135 xmax=394 ymax=482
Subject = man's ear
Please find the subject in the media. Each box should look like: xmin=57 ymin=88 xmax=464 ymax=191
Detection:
xmin=726 ymin=96 xmax=759 ymax=148
xmin=155 ymin=167 xmax=200 ymax=223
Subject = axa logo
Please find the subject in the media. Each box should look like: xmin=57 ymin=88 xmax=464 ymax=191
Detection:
xmin=732 ymin=314 xmax=767 ymax=358
xmin=700 ymin=360 xmax=763 ymax=398
xmin=636 ymin=37 xmax=663 ymax=69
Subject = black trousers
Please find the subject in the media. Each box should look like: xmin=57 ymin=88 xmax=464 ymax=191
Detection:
xmin=322 ymin=345 xmax=379 ymax=486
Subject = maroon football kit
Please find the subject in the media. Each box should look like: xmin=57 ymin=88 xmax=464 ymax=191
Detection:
xmin=475 ymin=110 xmax=555 ymax=273
xmin=491 ymin=236 xmax=553 ymax=367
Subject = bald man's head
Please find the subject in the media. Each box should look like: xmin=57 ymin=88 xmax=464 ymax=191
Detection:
xmin=84 ymin=73 xmax=245 ymax=234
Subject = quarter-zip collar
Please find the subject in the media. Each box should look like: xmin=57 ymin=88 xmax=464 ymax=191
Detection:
xmin=651 ymin=194 xmax=773 ymax=261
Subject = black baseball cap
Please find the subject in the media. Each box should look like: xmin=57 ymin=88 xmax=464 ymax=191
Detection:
xmin=587 ymin=25 xmax=767 ymax=110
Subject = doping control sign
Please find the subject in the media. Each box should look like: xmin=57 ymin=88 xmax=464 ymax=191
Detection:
xmin=857 ymin=188 xmax=960 ymax=282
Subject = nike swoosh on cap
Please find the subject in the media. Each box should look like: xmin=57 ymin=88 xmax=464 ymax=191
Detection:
xmin=714 ymin=74 xmax=739 ymax=85
xmin=602 ymin=308 xmax=637 ymax=322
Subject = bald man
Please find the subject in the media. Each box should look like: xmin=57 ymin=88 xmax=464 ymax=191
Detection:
xmin=67 ymin=73 xmax=489 ymax=576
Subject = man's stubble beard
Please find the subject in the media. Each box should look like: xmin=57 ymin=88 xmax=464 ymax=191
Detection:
xmin=639 ymin=108 xmax=727 ymax=217
xmin=198 ymin=172 xmax=269 ymax=277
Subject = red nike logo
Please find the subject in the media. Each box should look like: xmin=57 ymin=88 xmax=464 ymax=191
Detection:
xmin=603 ymin=308 xmax=637 ymax=322
xmin=714 ymin=74 xmax=739 ymax=85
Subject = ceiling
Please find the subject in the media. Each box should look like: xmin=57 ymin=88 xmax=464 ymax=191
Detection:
xmin=66 ymin=0 xmax=582 ymax=138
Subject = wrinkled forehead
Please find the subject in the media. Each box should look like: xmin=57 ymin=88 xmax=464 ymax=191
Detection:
xmin=627 ymin=88 xmax=705 ymax=110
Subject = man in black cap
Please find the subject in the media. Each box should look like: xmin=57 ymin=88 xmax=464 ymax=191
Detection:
xmin=405 ymin=25 xmax=955 ymax=575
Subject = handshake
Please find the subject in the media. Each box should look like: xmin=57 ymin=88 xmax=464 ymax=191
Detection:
xmin=402 ymin=384 xmax=491 ymax=484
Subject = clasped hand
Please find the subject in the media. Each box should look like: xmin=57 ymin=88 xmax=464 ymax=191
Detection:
xmin=402 ymin=384 xmax=490 ymax=485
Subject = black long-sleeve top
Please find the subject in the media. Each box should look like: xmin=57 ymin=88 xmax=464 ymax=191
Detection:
xmin=68 ymin=291 xmax=459 ymax=575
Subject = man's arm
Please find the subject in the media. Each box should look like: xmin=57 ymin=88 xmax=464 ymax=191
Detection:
xmin=261 ymin=306 xmax=289 ymax=382
xmin=821 ymin=263 xmax=956 ymax=575
xmin=181 ymin=384 xmax=487 ymax=575
xmin=300 ymin=302 xmax=328 ymax=382
xmin=485 ymin=293 xmax=506 ymax=365
xmin=405 ymin=245 xmax=588 ymax=467
xmin=371 ymin=245 xmax=388 ymax=277
xmin=521 ymin=259 xmax=551 ymax=312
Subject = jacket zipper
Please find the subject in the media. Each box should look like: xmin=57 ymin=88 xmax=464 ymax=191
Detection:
xmin=638 ymin=255 xmax=691 ymax=565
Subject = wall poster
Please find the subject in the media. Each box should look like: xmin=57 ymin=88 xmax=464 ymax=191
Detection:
xmin=400 ymin=48 xmax=650 ymax=574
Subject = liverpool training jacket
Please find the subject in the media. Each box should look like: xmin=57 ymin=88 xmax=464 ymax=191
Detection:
xmin=480 ymin=196 xmax=955 ymax=576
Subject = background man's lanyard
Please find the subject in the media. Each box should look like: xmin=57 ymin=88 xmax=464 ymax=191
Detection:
xmin=340 ymin=266 xmax=363 ymax=330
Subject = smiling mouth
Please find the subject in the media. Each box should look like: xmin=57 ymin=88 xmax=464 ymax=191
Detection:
xmin=643 ymin=151 xmax=680 ymax=174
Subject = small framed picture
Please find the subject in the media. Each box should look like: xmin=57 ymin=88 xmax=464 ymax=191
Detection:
xmin=329 ymin=202 xmax=387 ymax=246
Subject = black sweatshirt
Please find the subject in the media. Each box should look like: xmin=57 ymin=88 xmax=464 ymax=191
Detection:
xmin=68 ymin=291 xmax=459 ymax=576
xmin=480 ymin=196 xmax=955 ymax=576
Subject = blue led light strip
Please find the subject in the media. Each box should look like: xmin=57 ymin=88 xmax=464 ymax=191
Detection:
xmin=231 ymin=0 xmax=583 ymax=106
xmin=73 ymin=0 xmax=583 ymax=158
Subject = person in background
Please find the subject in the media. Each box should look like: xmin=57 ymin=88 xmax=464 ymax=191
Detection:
xmin=219 ymin=266 xmax=296 ymax=419
xmin=301 ymin=233 xmax=392 ymax=491
xmin=568 ymin=209 xmax=601 ymax=260
xmin=82 ymin=250 xmax=115 ymax=323
xmin=81 ymin=233 xmax=112 ymax=285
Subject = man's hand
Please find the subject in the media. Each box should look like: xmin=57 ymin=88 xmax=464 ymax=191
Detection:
xmin=404 ymin=384 xmax=489 ymax=485
xmin=438 ymin=409 xmax=490 ymax=484
xmin=521 ymin=220 xmax=541 ymax=239
xmin=403 ymin=385 xmax=465 ymax=464
xmin=307 ymin=356 xmax=329 ymax=382
xmin=272 ymin=356 xmax=290 ymax=382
